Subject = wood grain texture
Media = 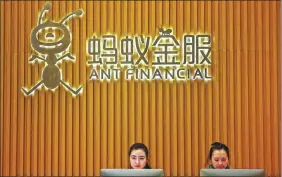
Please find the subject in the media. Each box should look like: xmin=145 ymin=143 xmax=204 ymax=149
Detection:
xmin=0 ymin=1 xmax=280 ymax=176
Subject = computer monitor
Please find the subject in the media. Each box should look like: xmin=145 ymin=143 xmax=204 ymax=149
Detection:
xmin=100 ymin=169 xmax=164 ymax=176
xmin=200 ymin=169 xmax=265 ymax=177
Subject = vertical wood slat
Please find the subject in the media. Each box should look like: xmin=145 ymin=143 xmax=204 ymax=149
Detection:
xmin=107 ymin=0 xmax=114 ymax=169
xmin=234 ymin=0 xmax=242 ymax=169
xmin=148 ymin=0 xmax=156 ymax=170
xmin=211 ymin=0 xmax=220 ymax=145
xmin=80 ymin=0 xmax=87 ymax=174
xmin=241 ymin=0 xmax=250 ymax=169
xmin=163 ymin=0 xmax=170 ymax=174
xmin=65 ymin=1 xmax=73 ymax=175
xmin=276 ymin=0 xmax=282 ymax=174
xmin=100 ymin=0 xmax=108 ymax=170
xmin=176 ymin=1 xmax=184 ymax=175
xmin=281 ymin=0 xmax=282 ymax=174
xmin=170 ymin=1 xmax=178 ymax=176
xmin=93 ymin=1 xmax=101 ymax=176
xmin=155 ymin=0 xmax=164 ymax=170
xmin=255 ymin=0 xmax=264 ymax=170
xmin=205 ymin=0 xmax=213 ymax=169
xmin=52 ymin=2 xmax=59 ymax=176
xmin=132 ymin=0 xmax=140 ymax=143
xmin=135 ymin=0 xmax=142 ymax=144
xmin=270 ymin=2 xmax=279 ymax=175
xmin=262 ymin=1 xmax=272 ymax=176
xmin=198 ymin=0 xmax=206 ymax=170
xmin=120 ymin=0 xmax=128 ymax=170
xmin=176 ymin=2 xmax=185 ymax=176
xmin=32 ymin=0 xmax=40 ymax=174
xmin=44 ymin=0 xmax=51 ymax=172
xmin=280 ymin=1 xmax=282 ymax=175
xmin=0 ymin=1 xmax=4 ymax=175
xmin=191 ymin=1 xmax=198 ymax=176
xmin=10 ymin=1 xmax=18 ymax=176
xmin=248 ymin=0 xmax=256 ymax=169
xmin=73 ymin=1 xmax=80 ymax=176
xmin=0 ymin=1 xmax=281 ymax=177
xmin=86 ymin=0 xmax=94 ymax=175
xmin=58 ymin=2 xmax=66 ymax=176
xmin=3 ymin=1 xmax=11 ymax=175
xmin=184 ymin=1 xmax=192 ymax=176
xmin=37 ymin=1 xmax=46 ymax=175
xmin=142 ymin=0 xmax=149 ymax=151
xmin=128 ymin=0 xmax=135 ymax=149
xmin=220 ymin=0 xmax=228 ymax=145
xmin=226 ymin=0 xmax=235 ymax=169
xmin=24 ymin=1 xmax=31 ymax=176
xmin=24 ymin=2 xmax=32 ymax=175
xmin=114 ymin=1 xmax=122 ymax=169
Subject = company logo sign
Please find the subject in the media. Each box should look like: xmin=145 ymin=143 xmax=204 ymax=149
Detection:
xmin=21 ymin=3 xmax=83 ymax=96
xmin=22 ymin=3 xmax=212 ymax=97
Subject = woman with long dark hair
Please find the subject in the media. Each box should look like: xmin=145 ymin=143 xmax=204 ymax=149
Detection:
xmin=206 ymin=142 xmax=231 ymax=169
xmin=129 ymin=143 xmax=152 ymax=169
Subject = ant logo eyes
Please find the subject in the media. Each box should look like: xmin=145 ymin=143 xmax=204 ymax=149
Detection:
xmin=158 ymin=26 xmax=172 ymax=36
xmin=21 ymin=3 xmax=84 ymax=96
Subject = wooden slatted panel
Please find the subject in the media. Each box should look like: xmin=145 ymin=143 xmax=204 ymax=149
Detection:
xmin=0 ymin=1 xmax=280 ymax=177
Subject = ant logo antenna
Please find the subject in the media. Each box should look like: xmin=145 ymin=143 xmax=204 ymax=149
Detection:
xmin=21 ymin=2 xmax=84 ymax=96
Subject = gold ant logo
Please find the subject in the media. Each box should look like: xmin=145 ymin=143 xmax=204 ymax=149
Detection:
xmin=21 ymin=3 xmax=83 ymax=96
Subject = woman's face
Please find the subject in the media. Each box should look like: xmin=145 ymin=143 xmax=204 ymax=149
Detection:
xmin=211 ymin=149 xmax=229 ymax=169
xmin=130 ymin=149 xmax=148 ymax=169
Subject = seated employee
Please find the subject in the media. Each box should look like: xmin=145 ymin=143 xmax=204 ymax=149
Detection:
xmin=207 ymin=142 xmax=231 ymax=169
xmin=129 ymin=143 xmax=151 ymax=169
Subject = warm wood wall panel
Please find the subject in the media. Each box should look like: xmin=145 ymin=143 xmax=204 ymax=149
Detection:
xmin=0 ymin=1 xmax=280 ymax=176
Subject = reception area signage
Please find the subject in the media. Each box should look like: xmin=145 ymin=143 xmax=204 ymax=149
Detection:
xmin=21 ymin=3 xmax=212 ymax=96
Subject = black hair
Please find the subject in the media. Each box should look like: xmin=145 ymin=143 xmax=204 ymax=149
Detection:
xmin=129 ymin=143 xmax=151 ymax=169
xmin=209 ymin=142 xmax=230 ymax=160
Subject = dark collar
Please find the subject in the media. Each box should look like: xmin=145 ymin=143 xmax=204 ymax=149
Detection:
xmin=207 ymin=165 xmax=231 ymax=169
